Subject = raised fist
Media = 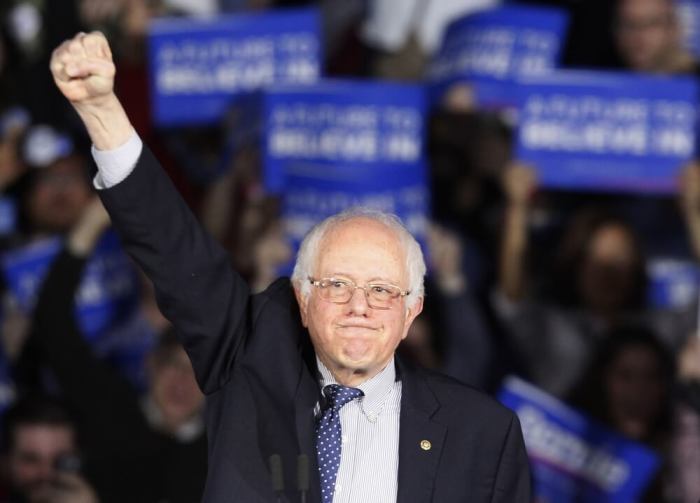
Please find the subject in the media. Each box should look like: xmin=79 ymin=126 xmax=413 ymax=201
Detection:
xmin=50 ymin=31 xmax=115 ymax=107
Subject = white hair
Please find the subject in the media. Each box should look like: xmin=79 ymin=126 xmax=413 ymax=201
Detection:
xmin=291 ymin=207 xmax=426 ymax=310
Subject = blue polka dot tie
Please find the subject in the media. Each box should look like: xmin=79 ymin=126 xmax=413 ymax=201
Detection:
xmin=316 ymin=384 xmax=363 ymax=503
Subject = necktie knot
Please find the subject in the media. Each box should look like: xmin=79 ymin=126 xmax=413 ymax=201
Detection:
xmin=323 ymin=384 xmax=363 ymax=410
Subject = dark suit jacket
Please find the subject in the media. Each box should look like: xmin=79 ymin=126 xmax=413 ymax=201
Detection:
xmin=99 ymin=145 xmax=531 ymax=503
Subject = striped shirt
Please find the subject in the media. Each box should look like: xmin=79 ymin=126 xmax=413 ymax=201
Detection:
xmin=316 ymin=358 xmax=402 ymax=503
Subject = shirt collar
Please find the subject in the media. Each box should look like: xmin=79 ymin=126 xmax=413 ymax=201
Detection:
xmin=316 ymin=356 xmax=397 ymax=415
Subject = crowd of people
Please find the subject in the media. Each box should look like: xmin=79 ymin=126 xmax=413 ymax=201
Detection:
xmin=0 ymin=0 xmax=699 ymax=501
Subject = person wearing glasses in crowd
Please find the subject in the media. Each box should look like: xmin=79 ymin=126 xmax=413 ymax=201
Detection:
xmin=48 ymin=31 xmax=530 ymax=503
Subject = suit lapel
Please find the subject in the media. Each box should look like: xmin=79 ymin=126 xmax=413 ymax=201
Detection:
xmin=294 ymin=335 xmax=322 ymax=503
xmin=396 ymin=359 xmax=447 ymax=503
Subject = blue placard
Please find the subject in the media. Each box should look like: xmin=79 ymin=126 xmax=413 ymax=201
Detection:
xmin=1 ymin=231 xmax=139 ymax=339
xmin=514 ymin=71 xmax=699 ymax=193
xmin=428 ymin=5 xmax=568 ymax=106
xmin=148 ymin=8 xmax=321 ymax=126
xmin=647 ymin=257 xmax=700 ymax=309
xmin=499 ymin=377 xmax=660 ymax=503
xmin=282 ymin=161 xmax=429 ymax=246
xmin=257 ymin=80 xmax=427 ymax=193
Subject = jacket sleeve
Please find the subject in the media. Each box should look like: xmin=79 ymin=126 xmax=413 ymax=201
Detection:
xmin=97 ymin=145 xmax=252 ymax=394
xmin=490 ymin=414 xmax=532 ymax=503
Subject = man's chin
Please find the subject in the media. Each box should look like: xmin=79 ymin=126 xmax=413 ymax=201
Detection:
xmin=339 ymin=346 xmax=374 ymax=369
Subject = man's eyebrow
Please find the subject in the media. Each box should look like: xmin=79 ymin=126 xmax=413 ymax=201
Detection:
xmin=324 ymin=273 xmax=401 ymax=284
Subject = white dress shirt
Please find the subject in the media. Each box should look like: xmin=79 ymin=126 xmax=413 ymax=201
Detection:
xmin=316 ymin=358 xmax=401 ymax=503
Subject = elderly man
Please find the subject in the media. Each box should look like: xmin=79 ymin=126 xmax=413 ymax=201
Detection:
xmin=49 ymin=32 xmax=530 ymax=503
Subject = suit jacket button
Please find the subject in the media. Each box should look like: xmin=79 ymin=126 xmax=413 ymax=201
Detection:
xmin=420 ymin=440 xmax=431 ymax=451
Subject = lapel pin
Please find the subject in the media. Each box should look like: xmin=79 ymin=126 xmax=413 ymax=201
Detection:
xmin=420 ymin=440 xmax=431 ymax=451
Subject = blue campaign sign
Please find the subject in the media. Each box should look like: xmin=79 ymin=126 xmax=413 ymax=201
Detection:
xmin=428 ymin=5 xmax=569 ymax=106
xmin=148 ymin=8 xmax=321 ymax=126
xmin=257 ymin=80 xmax=427 ymax=193
xmin=282 ymin=161 xmax=430 ymax=246
xmin=647 ymin=257 xmax=700 ymax=309
xmin=1 ymin=231 xmax=139 ymax=340
xmin=514 ymin=71 xmax=699 ymax=193
xmin=499 ymin=377 xmax=660 ymax=503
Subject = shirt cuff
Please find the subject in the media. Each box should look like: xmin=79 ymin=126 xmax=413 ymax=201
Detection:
xmin=91 ymin=130 xmax=143 ymax=189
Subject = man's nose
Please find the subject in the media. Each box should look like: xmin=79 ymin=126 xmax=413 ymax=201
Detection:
xmin=346 ymin=286 xmax=370 ymax=315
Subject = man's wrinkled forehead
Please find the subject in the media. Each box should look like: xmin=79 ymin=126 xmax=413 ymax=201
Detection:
xmin=314 ymin=217 xmax=408 ymax=279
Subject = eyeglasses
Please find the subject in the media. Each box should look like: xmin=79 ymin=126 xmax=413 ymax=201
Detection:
xmin=308 ymin=277 xmax=409 ymax=310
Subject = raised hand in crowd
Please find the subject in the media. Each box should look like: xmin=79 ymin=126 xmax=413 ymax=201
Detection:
xmin=498 ymin=161 xmax=538 ymax=302
xmin=422 ymin=223 xmax=494 ymax=389
xmin=66 ymin=196 xmax=111 ymax=257
xmin=1 ymin=196 xmax=109 ymax=363
xmin=427 ymin=222 xmax=468 ymax=294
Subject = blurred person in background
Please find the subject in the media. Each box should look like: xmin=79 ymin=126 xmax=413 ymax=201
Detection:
xmin=568 ymin=326 xmax=674 ymax=447
xmin=428 ymin=110 xmax=513 ymax=292
xmin=15 ymin=196 xmax=206 ymax=503
xmin=613 ymin=0 xmax=698 ymax=74
xmin=0 ymin=396 xmax=98 ymax=503
xmin=568 ymin=325 xmax=674 ymax=502
xmin=399 ymin=223 xmax=494 ymax=390
xmin=199 ymin=146 xmax=293 ymax=292
xmin=493 ymin=162 xmax=698 ymax=397
xmin=0 ymin=124 xmax=93 ymax=364
xmin=669 ymin=336 xmax=700 ymax=503
xmin=15 ymin=125 xmax=92 ymax=241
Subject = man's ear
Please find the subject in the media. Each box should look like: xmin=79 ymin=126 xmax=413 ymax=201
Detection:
xmin=293 ymin=284 xmax=309 ymax=327
xmin=401 ymin=296 xmax=424 ymax=341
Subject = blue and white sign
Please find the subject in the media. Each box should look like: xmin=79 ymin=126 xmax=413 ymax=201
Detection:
xmin=1 ymin=231 xmax=139 ymax=339
xmin=515 ymin=71 xmax=699 ymax=193
xmin=282 ymin=162 xmax=430 ymax=251
xmin=148 ymin=8 xmax=321 ymax=126
xmin=428 ymin=5 xmax=568 ymax=107
xmin=256 ymin=80 xmax=427 ymax=193
xmin=244 ymin=80 xmax=430 ymax=264
xmin=499 ymin=377 xmax=660 ymax=503
xmin=647 ymin=257 xmax=700 ymax=309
